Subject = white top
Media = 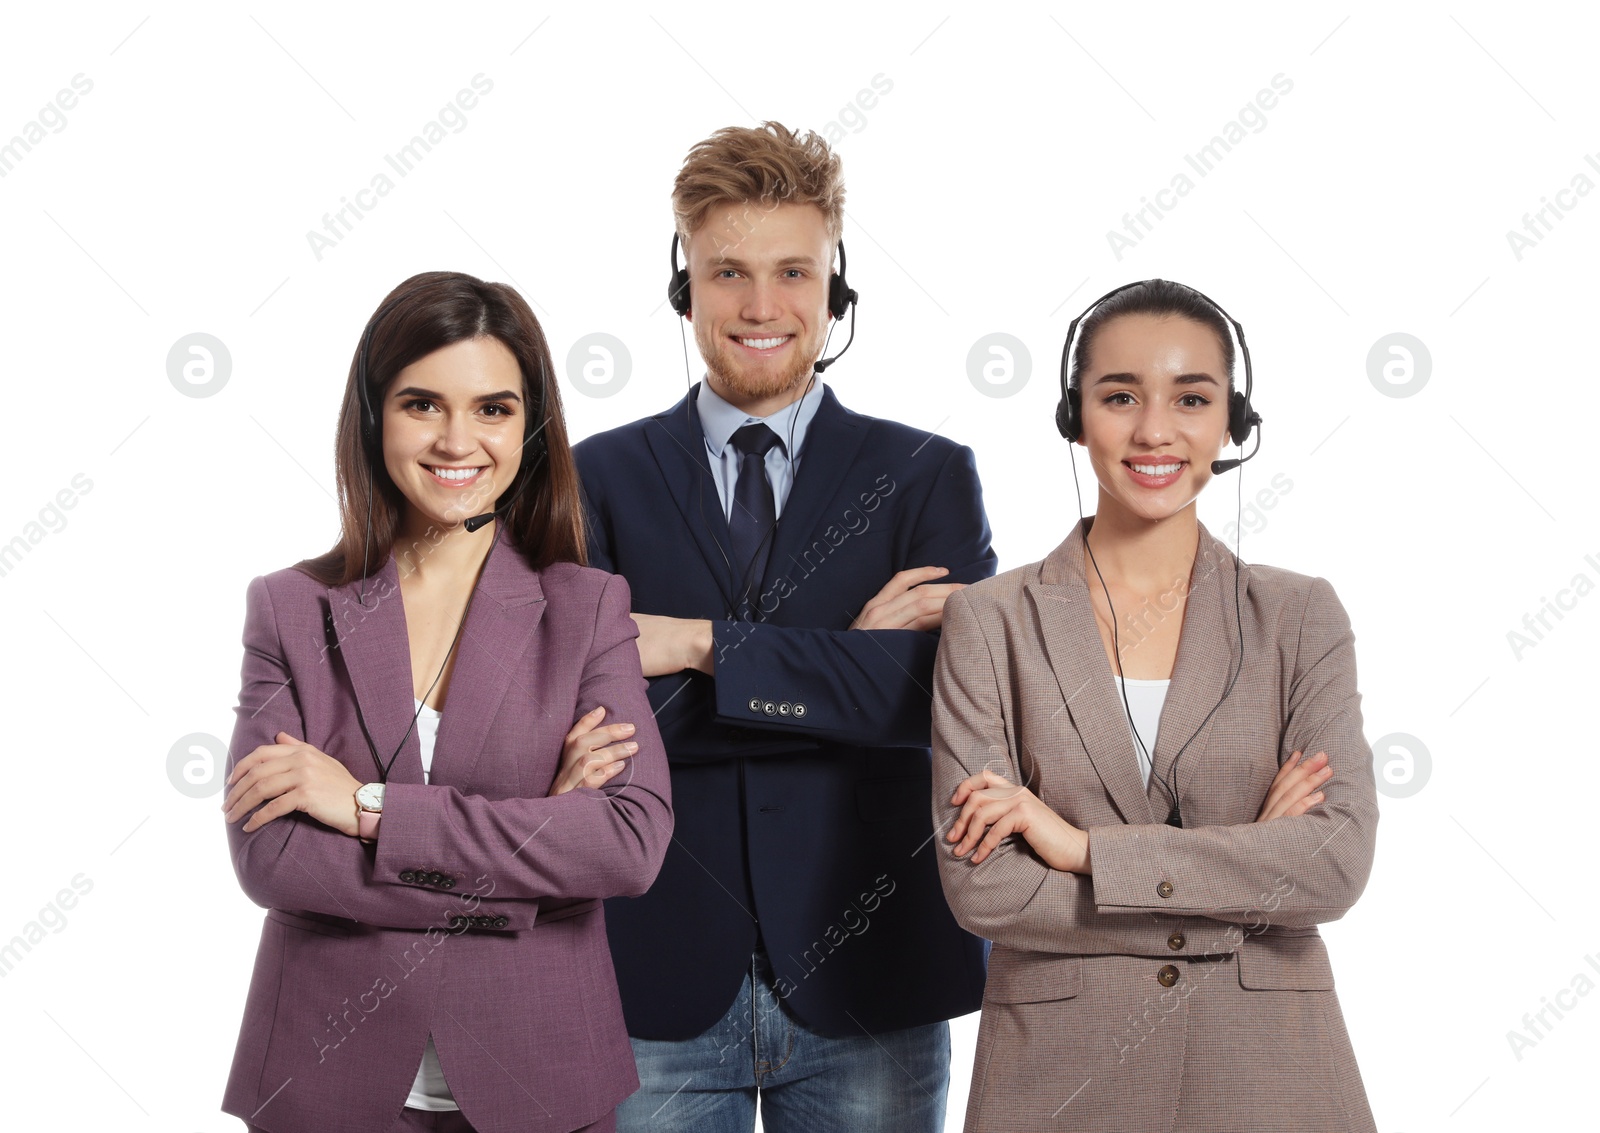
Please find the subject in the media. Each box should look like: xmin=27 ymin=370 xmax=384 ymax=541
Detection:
xmin=405 ymin=698 xmax=458 ymax=1112
xmin=1115 ymin=676 xmax=1170 ymax=788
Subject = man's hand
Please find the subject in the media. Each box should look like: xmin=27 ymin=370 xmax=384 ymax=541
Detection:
xmin=631 ymin=613 xmax=715 ymax=676
xmin=222 ymin=732 xmax=364 ymax=836
xmin=851 ymin=566 xmax=966 ymax=631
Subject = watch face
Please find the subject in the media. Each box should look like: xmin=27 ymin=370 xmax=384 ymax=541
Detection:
xmin=355 ymin=783 xmax=385 ymax=811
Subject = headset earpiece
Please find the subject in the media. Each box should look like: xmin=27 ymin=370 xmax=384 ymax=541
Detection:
xmin=668 ymin=232 xmax=856 ymax=323
xmin=1228 ymin=390 xmax=1259 ymax=447
xmin=1056 ymin=385 xmax=1081 ymax=441
xmin=668 ymin=233 xmax=692 ymax=317
xmin=827 ymin=241 xmax=856 ymax=321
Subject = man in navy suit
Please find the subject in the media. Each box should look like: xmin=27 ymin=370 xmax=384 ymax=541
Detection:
xmin=573 ymin=120 xmax=995 ymax=1132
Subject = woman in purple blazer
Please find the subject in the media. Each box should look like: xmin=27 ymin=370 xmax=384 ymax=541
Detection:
xmin=219 ymin=271 xmax=672 ymax=1133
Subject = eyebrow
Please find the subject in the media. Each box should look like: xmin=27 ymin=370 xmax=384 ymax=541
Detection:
xmin=392 ymin=386 xmax=522 ymax=405
xmin=710 ymin=254 xmax=822 ymax=271
xmin=1090 ymin=372 xmax=1221 ymax=387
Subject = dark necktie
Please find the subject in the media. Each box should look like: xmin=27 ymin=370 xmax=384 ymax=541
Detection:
xmin=728 ymin=422 xmax=781 ymax=614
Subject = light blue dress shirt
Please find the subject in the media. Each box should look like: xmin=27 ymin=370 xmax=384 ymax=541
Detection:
xmin=696 ymin=375 xmax=826 ymax=520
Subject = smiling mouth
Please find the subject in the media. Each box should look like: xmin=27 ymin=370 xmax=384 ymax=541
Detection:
xmin=1126 ymin=461 xmax=1185 ymax=476
xmin=424 ymin=465 xmax=487 ymax=484
xmin=733 ymin=334 xmax=793 ymax=352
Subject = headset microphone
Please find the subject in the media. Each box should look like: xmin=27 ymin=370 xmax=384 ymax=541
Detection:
xmin=463 ymin=421 xmax=551 ymax=532
xmin=1210 ymin=423 xmax=1263 ymax=475
xmin=811 ymin=294 xmax=857 ymax=374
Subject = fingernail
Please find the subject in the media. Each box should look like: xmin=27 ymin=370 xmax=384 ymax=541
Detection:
xmin=621 ymin=724 xmax=635 ymax=734
xmin=625 ymin=742 xmax=638 ymax=752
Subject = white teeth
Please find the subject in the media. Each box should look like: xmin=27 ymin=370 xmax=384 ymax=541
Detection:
xmin=428 ymin=466 xmax=483 ymax=481
xmin=738 ymin=336 xmax=790 ymax=350
xmin=1130 ymin=463 xmax=1183 ymax=476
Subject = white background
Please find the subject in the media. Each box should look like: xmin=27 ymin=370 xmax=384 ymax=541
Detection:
xmin=1 ymin=2 xmax=1596 ymax=1130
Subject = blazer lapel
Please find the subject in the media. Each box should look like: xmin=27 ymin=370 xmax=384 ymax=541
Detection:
xmin=325 ymin=525 xmax=547 ymax=789
xmin=763 ymin=385 xmax=868 ymax=605
xmin=326 ymin=554 xmax=425 ymax=785
xmin=1144 ymin=523 xmax=1236 ymax=820
xmin=642 ymin=387 xmax=741 ymax=603
xmin=1024 ymin=521 xmax=1155 ymax=826
xmin=1024 ymin=519 xmax=1243 ymax=827
xmin=427 ymin=525 xmax=546 ymax=787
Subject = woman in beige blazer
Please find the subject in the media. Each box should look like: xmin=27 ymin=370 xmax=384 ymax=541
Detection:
xmin=932 ymin=279 xmax=1378 ymax=1132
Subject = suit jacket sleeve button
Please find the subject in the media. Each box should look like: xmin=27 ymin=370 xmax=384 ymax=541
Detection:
xmin=493 ymin=916 xmax=509 ymax=929
xmin=777 ymin=702 xmax=791 ymax=716
xmin=1157 ymin=964 xmax=1180 ymax=987
xmin=763 ymin=701 xmax=777 ymax=716
xmin=1157 ymin=880 xmax=1174 ymax=898
xmin=426 ymin=872 xmax=443 ymax=886
xmin=441 ymin=877 xmax=455 ymax=890
xmin=792 ymin=702 xmax=807 ymax=719
xmin=749 ymin=697 xmax=763 ymax=713
xmin=399 ymin=870 xmax=416 ymax=884
xmin=1168 ymin=932 xmax=1185 ymax=950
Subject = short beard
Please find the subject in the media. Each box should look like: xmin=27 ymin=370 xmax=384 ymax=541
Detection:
xmin=698 ymin=326 xmax=822 ymax=403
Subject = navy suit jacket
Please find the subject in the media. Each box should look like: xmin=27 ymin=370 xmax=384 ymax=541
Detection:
xmin=574 ymin=382 xmax=995 ymax=1040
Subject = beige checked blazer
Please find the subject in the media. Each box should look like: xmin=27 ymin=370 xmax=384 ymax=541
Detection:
xmin=932 ymin=519 xmax=1379 ymax=1133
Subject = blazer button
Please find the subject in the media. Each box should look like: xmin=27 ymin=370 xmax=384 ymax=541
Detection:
xmin=400 ymin=870 xmax=416 ymax=883
xmin=749 ymin=697 xmax=763 ymax=713
xmin=447 ymin=915 xmax=467 ymax=930
xmin=792 ymin=702 xmax=807 ymax=719
xmin=777 ymin=702 xmax=792 ymax=716
xmin=441 ymin=877 xmax=456 ymax=890
xmin=763 ymin=701 xmax=777 ymax=716
xmin=1156 ymin=880 xmax=1174 ymax=899
xmin=1157 ymin=964 xmax=1180 ymax=987
xmin=426 ymin=872 xmax=444 ymax=886
xmin=492 ymin=915 xmax=509 ymax=929
xmin=1168 ymin=932 xmax=1186 ymax=951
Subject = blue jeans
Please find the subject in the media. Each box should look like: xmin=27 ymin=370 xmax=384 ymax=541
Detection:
xmin=616 ymin=946 xmax=950 ymax=1133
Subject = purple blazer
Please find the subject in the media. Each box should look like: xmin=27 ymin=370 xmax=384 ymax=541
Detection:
xmin=220 ymin=526 xmax=672 ymax=1133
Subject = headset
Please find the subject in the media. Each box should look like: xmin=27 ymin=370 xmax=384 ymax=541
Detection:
xmin=1057 ymin=279 xmax=1262 ymax=828
xmin=1057 ymin=279 xmax=1261 ymax=470
xmin=354 ymin=295 xmax=551 ymax=526
xmin=669 ymin=231 xmax=858 ymax=329
xmin=345 ymin=287 xmax=552 ymax=784
xmin=667 ymin=230 xmax=860 ymax=619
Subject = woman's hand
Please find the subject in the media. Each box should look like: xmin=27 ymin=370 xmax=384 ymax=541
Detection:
xmin=222 ymin=731 xmax=364 ymax=836
xmin=549 ymin=706 xmax=638 ymax=797
xmin=1256 ymin=750 xmax=1331 ymax=822
xmin=947 ymin=768 xmax=1091 ymax=873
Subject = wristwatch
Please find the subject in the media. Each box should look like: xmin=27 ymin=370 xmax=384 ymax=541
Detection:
xmin=355 ymin=782 xmax=385 ymax=843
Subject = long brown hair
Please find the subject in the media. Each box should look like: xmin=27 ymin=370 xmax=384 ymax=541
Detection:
xmin=295 ymin=270 xmax=586 ymax=585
